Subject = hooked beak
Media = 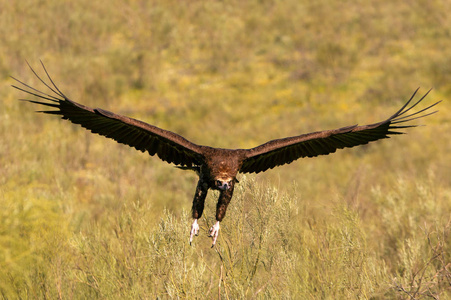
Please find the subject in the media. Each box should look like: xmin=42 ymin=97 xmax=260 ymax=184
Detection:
xmin=215 ymin=180 xmax=231 ymax=190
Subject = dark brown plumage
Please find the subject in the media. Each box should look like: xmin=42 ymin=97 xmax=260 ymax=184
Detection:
xmin=12 ymin=62 xmax=440 ymax=247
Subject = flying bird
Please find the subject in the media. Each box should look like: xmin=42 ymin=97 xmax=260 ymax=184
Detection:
xmin=12 ymin=62 xmax=440 ymax=247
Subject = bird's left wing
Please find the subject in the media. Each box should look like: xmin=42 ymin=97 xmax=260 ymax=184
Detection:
xmin=12 ymin=62 xmax=204 ymax=167
xmin=240 ymin=89 xmax=440 ymax=174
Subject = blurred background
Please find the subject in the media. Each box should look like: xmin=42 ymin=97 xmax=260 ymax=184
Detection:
xmin=0 ymin=0 xmax=450 ymax=298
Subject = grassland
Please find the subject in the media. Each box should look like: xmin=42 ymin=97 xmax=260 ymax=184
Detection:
xmin=1 ymin=0 xmax=450 ymax=298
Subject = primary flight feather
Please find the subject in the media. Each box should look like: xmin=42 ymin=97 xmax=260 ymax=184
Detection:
xmin=12 ymin=62 xmax=440 ymax=247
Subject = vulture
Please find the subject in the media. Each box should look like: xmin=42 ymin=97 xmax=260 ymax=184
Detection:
xmin=12 ymin=62 xmax=440 ymax=247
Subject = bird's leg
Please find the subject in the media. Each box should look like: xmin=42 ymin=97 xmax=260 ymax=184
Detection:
xmin=210 ymin=184 xmax=234 ymax=247
xmin=208 ymin=221 xmax=220 ymax=247
xmin=190 ymin=219 xmax=200 ymax=245
xmin=190 ymin=179 xmax=208 ymax=245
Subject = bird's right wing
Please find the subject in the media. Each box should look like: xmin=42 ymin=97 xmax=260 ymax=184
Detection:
xmin=240 ymin=89 xmax=440 ymax=174
xmin=12 ymin=62 xmax=204 ymax=167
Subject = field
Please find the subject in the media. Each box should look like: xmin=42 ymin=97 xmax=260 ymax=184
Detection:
xmin=1 ymin=0 xmax=450 ymax=298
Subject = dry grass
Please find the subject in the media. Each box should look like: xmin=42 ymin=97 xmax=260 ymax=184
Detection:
xmin=1 ymin=0 xmax=450 ymax=298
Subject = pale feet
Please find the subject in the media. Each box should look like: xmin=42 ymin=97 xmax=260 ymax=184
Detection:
xmin=208 ymin=221 xmax=220 ymax=247
xmin=189 ymin=219 xmax=199 ymax=245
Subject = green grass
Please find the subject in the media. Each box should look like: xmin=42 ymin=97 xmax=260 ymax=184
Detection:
xmin=1 ymin=0 xmax=450 ymax=298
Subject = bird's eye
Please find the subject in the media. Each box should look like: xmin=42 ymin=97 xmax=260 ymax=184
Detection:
xmin=216 ymin=180 xmax=222 ymax=186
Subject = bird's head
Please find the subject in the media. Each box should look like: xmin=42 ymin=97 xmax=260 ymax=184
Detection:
xmin=208 ymin=156 xmax=240 ymax=191
xmin=213 ymin=175 xmax=239 ymax=190
xmin=215 ymin=178 xmax=232 ymax=190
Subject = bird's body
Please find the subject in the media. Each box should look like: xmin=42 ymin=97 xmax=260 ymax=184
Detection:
xmin=13 ymin=62 xmax=440 ymax=247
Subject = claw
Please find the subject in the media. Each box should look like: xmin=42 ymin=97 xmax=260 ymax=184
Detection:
xmin=189 ymin=219 xmax=199 ymax=245
xmin=208 ymin=221 xmax=220 ymax=247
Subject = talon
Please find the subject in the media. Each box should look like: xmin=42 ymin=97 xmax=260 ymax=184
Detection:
xmin=189 ymin=219 xmax=199 ymax=245
xmin=208 ymin=221 xmax=220 ymax=247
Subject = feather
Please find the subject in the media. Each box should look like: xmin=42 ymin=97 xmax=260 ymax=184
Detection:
xmin=12 ymin=62 xmax=204 ymax=167
xmin=240 ymin=90 xmax=440 ymax=174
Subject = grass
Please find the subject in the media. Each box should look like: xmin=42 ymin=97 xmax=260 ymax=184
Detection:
xmin=1 ymin=0 xmax=450 ymax=298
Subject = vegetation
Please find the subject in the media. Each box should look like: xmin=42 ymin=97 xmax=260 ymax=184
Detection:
xmin=1 ymin=0 xmax=450 ymax=298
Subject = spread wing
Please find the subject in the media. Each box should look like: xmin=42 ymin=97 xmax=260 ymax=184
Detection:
xmin=12 ymin=62 xmax=204 ymax=167
xmin=240 ymin=89 xmax=440 ymax=174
